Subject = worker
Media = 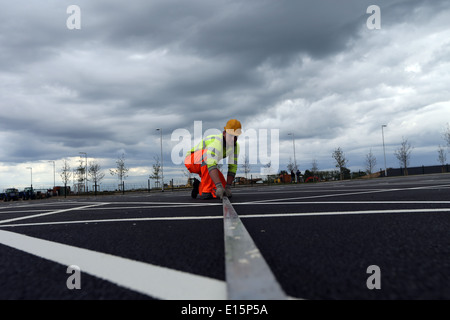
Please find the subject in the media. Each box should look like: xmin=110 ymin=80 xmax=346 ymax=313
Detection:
xmin=185 ymin=119 xmax=242 ymax=200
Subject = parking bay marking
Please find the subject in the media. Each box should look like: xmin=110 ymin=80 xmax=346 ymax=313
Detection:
xmin=2 ymin=207 xmax=450 ymax=228
xmin=0 ymin=203 xmax=109 ymax=225
xmin=0 ymin=229 xmax=226 ymax=300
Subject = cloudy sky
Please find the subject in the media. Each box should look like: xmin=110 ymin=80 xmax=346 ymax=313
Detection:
xmin=1 ymin=0 xmax=450 ymax=190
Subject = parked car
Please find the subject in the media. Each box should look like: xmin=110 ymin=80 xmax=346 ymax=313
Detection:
xmin=4 ymin=188 xmax=19 ymax=201
xmin=22 ymin=187 xmax=36 ymax=200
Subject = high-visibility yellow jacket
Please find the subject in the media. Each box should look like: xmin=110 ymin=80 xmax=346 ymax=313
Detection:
xmin=188 ymin=134 xmax=240 ymax=176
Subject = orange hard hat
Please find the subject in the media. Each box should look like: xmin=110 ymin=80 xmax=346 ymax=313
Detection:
xmin=224 ymin=119 xmax=242 ymax=136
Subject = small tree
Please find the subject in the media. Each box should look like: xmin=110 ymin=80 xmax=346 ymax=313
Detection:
xmin=287 ymin=157 xmax=297 ymax=173
xmin=438 ymin=145 xmax=447 ymax=172
xmin=182 ymin=169 xmax=192 ymax=187
xmin=150 ymin=155 xmax=162 ymax=189
xmin=240 ymin=155 xmax=251 ymax=181
xmin=89 ymin=161 xmax=105 ymax=194
xmin=394 ymin=137 xmax=413 ymax=175
xmin=110 ymin=153 xmax=129 ymax=190
xmin=311 ymin=159 xmax=319 ymax=181
xmin=332 ymin=147 xmax=348 ymax=180
xmin=443 ymin=123 xmax=450 ymax=147
xmin=365 ymin=149 xmax=377 ymax=175
xmin=60 ymin=159 xmax=72 ymax=198
xmin=75 ymin=159 xmax=86 ymax=193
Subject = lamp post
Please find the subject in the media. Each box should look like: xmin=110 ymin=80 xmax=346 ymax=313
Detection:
xmin=79 ymin=152 xmax=87 ymax=192
xmin=156 ymin=128 xmax=164 ymax=192
xmin=26 ymin=167 xmax=33 ymax=192
xmin=381 ymin=125 xmax=388 ymax=177
xmin=288 ymin=132 xmax=297 ymax=171
xmin=48 ymin=161 xmax=55 ymax=188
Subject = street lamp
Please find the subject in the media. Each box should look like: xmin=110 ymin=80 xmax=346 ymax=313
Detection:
xmin=26 ymin=167 xmax=33 ymax=192
xmin=48 ymin=161 xmax=55 ymax=188
xmin=381 ymin=125 xmax=388 ymax=177
xmin=156 ymin=128 xmax=164 ymax=192
xmin=288 ymin=132 xmax=297 ymax=171
xmin=79 ymin=152 xmax=87 ymax=192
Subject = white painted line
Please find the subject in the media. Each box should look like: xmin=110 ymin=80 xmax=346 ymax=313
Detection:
xmin=2 ymin=200 xmax=449 ymax=215
xmin=241 ymin=189 xmax=399 ymax=203
xmin=234 ymin=183 xmax=450 ymax=204
xmin=77 ymin=204 xmax=221 ymax=211
xmin=0 ymin=209 xmax=57 ymax=214
xmin=0 ymin=230 xmax=226 ymax=300
xmin=0 ymin=215 xmax=223 ymax=228
xmin=223 ymin=197 xmax=287 ymax=300
xmin=97 ymin=202 xmax=221 ymax=206
xmin=2 ymin=207 xmax=450 ymax=228
xmin=0 ymin=203 xmax=109 ymax=225
xmin=241 ymin=183 xmax=450 ymax=204
xmin=237 ymin=208 xmax=450 ymax=218
xmin=0 ymin=201 xmax=103 ymax=210
xmin=233 ymin=188 xmax=383 ymax=195
xmin=234 ymin=201 xmax=450 ymax=206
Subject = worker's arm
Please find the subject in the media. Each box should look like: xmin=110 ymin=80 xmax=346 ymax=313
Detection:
xmin=226 ymin=174 xmax=234 ymax=186
xmin=209 ymin=168 xmax=225 ymax=199
xmin=226 ymin=141 xmax=239 ymax=187
xmin=209 ymin=168 xmax=223 ymax=186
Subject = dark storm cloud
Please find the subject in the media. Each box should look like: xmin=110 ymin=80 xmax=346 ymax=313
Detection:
xmin=1 ymin=0 xmax=449 ymax=188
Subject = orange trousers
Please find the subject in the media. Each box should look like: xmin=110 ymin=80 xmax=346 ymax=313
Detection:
xmin=185 ymin=150 xmax=226 ymax=197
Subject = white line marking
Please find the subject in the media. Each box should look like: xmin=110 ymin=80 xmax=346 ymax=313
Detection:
xmin=0 ymin=230 xmax=226 ymax=300
xmin=0 ymin=201 xmax=103 ymax=210
xmin=234 ymin=201 xmax=450 ymax=205
xmin=242 ymin=189 xmax=399 ymax=203
xmin=241 ymin=184 xmax=450 ymax=204
xmin=0 ymin=216 xmax=223 ymax=228
xmin=238 ymin=208 xmax=450 ymax=218
xmin=72 ymin=202 xmax=220 ymax=206
xmin=2 ymin=201 xmax=449 ymax=215
xmin=2 ymin=207 xmax=449 ymax=228
xmin=0 ymin=203 xmax=109 ymax=225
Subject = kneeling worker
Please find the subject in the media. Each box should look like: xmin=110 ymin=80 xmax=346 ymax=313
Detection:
xmin=185 ymin=119 xmax=242 ymax=200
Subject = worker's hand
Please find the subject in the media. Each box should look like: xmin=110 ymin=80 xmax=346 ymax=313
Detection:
xmin=215 ymin=183 xmax=225 ymax=200
xmin=225 ymin=185 xmax=233 ymax=198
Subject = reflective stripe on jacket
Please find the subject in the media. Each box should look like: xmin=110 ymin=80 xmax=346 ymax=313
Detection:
xmin=188 ymin=134 xmax=240 ymax=176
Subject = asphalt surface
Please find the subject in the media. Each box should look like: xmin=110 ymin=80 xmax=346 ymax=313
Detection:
xmin=1 ymin=174 xmax=450 ymax=300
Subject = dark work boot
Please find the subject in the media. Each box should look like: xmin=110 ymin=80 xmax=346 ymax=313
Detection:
xmin=191 ymin=178 xmax=200 ymax=199
xmin=200 ymin=192 xmax=215 ymax=200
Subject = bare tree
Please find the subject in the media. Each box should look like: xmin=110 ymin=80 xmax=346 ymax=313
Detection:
xmin=332 ymin=147 xmax=348 ymax=180
xmin=438 ymin=145 xmax=447 ymax=172
xmin=365 ymin=149 xmax=377 ymax=175
xmin=60 ymin=159 xmax=72 ymax=198
xmin=394 ymin=137 xmax=413 ymax=175
xmin=182 ymin=169 xmax=192 ymax=186
xmin=150 ymin=155 xmax=162 ymax=189
xmin=110 ymin=153 xmax=129 ymax=190
xmin=287 ymin=157 xmax=296 ymax=173
xmin=443 ymin=123 xmax=450 ymax=147
xmin=89 ymin=161 xmax=105 ymax=194
xmin=240 ymin=155 xmax=251 ymax=180
xmin=75 ymin=159 xmax=86 ymax=193
xmin=311 ymin=159 xmax=319 ymax=176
